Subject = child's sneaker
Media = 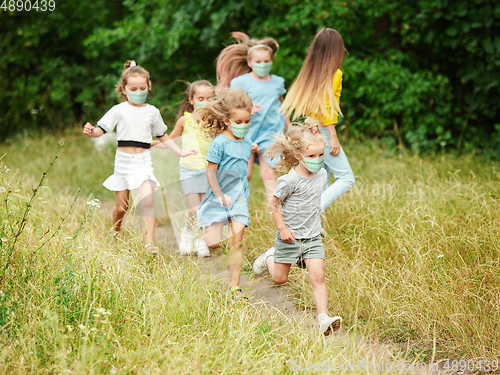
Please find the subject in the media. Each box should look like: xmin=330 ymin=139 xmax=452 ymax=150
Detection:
xmin=319 ymin=315 xmax=342 ymax=335
xmin=253 ymin=247 xmax=275 ymax=274
xmin=179 ymin=227 xmax=195 ymax=255
xmin=196 ymin=238 xmax=210 ymax=258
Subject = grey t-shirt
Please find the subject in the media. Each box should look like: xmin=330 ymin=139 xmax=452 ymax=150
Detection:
xmin=273 ymin=168 xmax=327 ymax=239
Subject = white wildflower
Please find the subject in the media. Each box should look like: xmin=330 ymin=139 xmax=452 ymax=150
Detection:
xmin=95 ymin=307 xmax=106 ymax=314
xmin=0 ymin=187 xmax=6 ymax=193
xmin=437 ymin=254 xmax=444 ymax=259
xmin=86 ymin=199 xmax=100 ymax=208
xmin=66 ymin=325 xmax=73 ymax=332
xmin=78 ymin=324 xmax=86 ymax=330
xmin=439 ymin=141 xmax=446 ymax=147
xmin=1 ymin=238 xmax=7 ymax=243
xmin=66 ymin=237 xmax=73 ymax=240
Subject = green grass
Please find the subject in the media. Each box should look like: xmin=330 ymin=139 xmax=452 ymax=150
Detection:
xmin=1 ymin=130 xmax=499 ymax=372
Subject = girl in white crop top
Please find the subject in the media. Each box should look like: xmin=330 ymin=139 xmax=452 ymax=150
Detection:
xmin=83 ymin=60 xmax=197 ymax=254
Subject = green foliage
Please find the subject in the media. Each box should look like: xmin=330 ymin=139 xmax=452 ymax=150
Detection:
xmin=1 ymin=0 xmax=500 ymax=153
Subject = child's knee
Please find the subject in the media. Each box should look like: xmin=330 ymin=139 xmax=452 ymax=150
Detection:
xmin=346 ymin=173 xmax=355 ymax=189
xmin=115 ymin=203 xmax=128 ymax=214
xmin=309 ymin=272 xmax=325 ymax=285
xmin=272 ymin=274 xmax=288 ymax=285
xmin=207 ymin=243 xmax=220 ymax=250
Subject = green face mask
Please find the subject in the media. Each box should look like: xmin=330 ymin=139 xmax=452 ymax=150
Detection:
xmin=195 ymin=101 xmax=207 ymax=107
xmin=127 ymin=91 xmax=148 ymax=105
xmin=300 ymin=155 xmax=324 ymax=174
xmin=252 ymin=62 xmax=273 ymax=77
xmin=229 ymin=121 xmax=251 ymax=139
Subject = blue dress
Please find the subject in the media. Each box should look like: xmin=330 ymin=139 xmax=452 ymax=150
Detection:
xmin=197 ymin=135 xmax=252 ymax=227
xmin=230 ymin=73 xmax=286 ymax=167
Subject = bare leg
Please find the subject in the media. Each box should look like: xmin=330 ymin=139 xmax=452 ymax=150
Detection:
xmin=268 ymin=258 xmax=292 ymax=285
xmin=247 ymin=152 xmax=256 ymax=181
xmin=257 ymin=154 xmax=278 ymax=209
xmin=202 ymin=221 xmax=225 ymax=249
xmin=303 ymin=258 xmax=328 ymax=314
xmin=185 ymin=193 xmax=205 ymax=231
xmin=112 ymin=190 xmax=130 ymax=235
xmin=137 ymin=180 xmax=156 ymax=245
xmin=227 ymin=220 xmax=246 ymax=289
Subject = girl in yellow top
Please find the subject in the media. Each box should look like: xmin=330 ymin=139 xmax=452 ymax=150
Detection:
xmin=281 ymin=28 xmax=355 ymax=212
xmin=155 ymin=80 xmax=214 ymax=256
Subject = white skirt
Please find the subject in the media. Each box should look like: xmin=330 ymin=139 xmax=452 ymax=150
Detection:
xmin=103 ymin=150 xmax=160 ymax=191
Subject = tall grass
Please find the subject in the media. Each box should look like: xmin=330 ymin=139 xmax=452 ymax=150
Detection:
xmin=249 ymin=146 xmax=500 ymax=361
xmin=0 ymin=133 xmax=436 ymax=374
xmin=2 ymin=130 xmax=499 ymax=372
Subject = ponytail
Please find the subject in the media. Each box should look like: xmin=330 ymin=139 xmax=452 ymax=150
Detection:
xmin=216 ymin=32 xmax=279 ymax=87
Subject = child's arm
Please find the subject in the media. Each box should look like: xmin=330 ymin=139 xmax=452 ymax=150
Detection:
xmin=206 ymin=162 xmax=232 ymax=207
xmin=270 ymin=195 xmax=295 ymax=242
xmin=324 ymin=124 xmax=341 ymax=156
xmin=83 ymin=122 xmax=104 ymax=138
xmin=157 ymin=132 xmax=197 ymax=157
xmin=152 ymin=117 xmax=185 ymax=149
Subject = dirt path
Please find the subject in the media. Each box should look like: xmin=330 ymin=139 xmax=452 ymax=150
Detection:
xmin=153 ymin=225 xmax=468 ymax=375
xmin=90 ymin=208 xmax=464 ymax=375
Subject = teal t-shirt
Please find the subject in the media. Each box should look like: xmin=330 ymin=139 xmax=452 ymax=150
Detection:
xmin=230 ymin=73 xmax=286 ymax=153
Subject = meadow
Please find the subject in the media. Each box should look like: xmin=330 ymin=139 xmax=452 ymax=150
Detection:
xmin=0 ymin=129 xmax=499 ymax=373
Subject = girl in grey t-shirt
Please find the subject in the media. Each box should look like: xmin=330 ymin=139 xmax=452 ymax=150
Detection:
xmin=253 ymin=120 xmax=343 ymax=335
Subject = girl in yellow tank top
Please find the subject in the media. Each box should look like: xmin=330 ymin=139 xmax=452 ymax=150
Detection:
xmin=155 ymin=80 xmax=214 ymax=256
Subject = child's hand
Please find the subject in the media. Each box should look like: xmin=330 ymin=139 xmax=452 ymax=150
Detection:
xmin=251 ymin=104 xmax=262 ymax=115
xmin=180 ymin=148 xmax=198 ymax=157
xmin=330 ymin=135 xmax=341 ymax=156
xmin=151 ymin=139 xmax=163 ymax=148
xmin=83 ymin=122 xmax=94 ymax=137
xmin=279 ymin=227 xmax=295 ymax=242
xmin=251 ymin=143 xmax=260 ymax=153
xmin=216 ymin=193 xmax=232 ymax=207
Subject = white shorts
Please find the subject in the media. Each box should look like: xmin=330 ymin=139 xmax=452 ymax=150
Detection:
xmin=103 ymin=150 xmax=160 ymax=191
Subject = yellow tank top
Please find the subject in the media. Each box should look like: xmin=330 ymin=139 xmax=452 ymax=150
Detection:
xmin=180 ymin=112 xmax=212 ymax=170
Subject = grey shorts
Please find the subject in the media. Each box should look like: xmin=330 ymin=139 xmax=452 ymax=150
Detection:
xmin=179 ymin=166 xmax=208 ymax=196
xmin=274 ymin=232 xmax=325 ymax=269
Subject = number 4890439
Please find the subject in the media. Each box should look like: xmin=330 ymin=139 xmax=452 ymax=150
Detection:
xmin=1 ymin=0 xmax=56 ymax=11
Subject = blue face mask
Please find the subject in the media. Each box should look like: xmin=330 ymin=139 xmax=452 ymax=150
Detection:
xmin=252 ymin=62 xmax=273 ymax=77
xmin=127 ymin=90 xmax=148 ymax=105
xmin=300 ymin=155 xmax=324 ymax=174
xmin=229 ymin=121 xmax=251 ymax=139
xmin=195 ymin=101 xmax=207 ymax=107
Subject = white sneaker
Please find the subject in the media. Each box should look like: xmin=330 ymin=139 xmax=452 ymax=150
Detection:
xmin=179 ymin=228 xmax=195 ymax=255
xmin=196 ymin=238 xmax=210 ymax=257
xmin=319 ymin=315 xmax=342 ymax=335
xmin=253 ymin=247 xmax=275 ymax=274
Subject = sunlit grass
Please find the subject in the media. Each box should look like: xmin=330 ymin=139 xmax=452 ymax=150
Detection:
xmin=1 ymin=130 xmax=499 ymax=372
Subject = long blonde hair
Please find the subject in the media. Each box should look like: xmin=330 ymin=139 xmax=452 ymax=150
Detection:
xmin=266 ymin=118 xmax=326 ymax=173
xmin=216 ymin=32 xmax=279 ymax=87
xmin=280 ymin=28 xmax=345 ymax=121
xmin=193 ymin=88 xmax=253 ymax=138
xmin=115 ymin=60 xmax=152 ymax=101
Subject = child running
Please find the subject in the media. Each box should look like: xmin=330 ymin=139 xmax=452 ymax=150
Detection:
xmin=281 ymin=28 xmax=355 ymax=212
xmin=83 ymin=60 xmax=197 ymax=253
xmin=154 ymin=80 xmax=214 ymax=257
xmin=253 ymin=121 xmax=342 ymax=334
xmin=216 ymin=32 xmax=290 ymax=207
xmin=194 ymin=88 xmax=253 ymax=297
